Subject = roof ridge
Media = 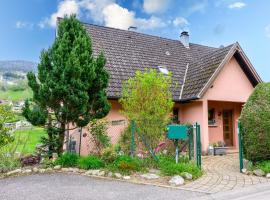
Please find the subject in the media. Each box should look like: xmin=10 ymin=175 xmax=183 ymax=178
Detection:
xmin=191 ymin=43 xmax=235 ymax=64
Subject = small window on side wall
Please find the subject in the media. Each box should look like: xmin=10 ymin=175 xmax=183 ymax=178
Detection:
xmin=208 ymin=108 xmax=216 ymax=125
xmin=173 ymin=108 xmax=180 ymax=124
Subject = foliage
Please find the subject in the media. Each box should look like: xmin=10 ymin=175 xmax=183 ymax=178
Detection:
xmin=0 ymin=141 xmax=22 ymax=173
xmin=255 ymin=160 xmax=270 ymax=173
xmin=118 ymin=124 xmax=141 ymax=154
xmin=240 ymin=83 xmax=270 ymax=162
xmin=78 ymin=155 xmax=104 ymax=169
xmin=87 ymin=119 xmax=111 ymax=154
xmin=158 ymin=155 xmax=202 ymax=179
xmin=23 ymin=15 xmax=110 ymax=154
xmin=101 ymin=146 xmax=117 ymax=164
xmin=107 ymin=155 xmax=142 ymax=174
xmin=0 ymin=105 xmax=14 ymax=147
xmin=55 ymin=152 xmax=79 ymax=167
xmin=120 ymin=69 xmax=174 ymax=150
xmin=41 ymin=157 xmax=56 ymax=168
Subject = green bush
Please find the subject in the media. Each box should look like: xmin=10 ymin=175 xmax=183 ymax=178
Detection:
xmin=255 ymin=161 xmax=270 ymax=173
xmin=101 ymin=146 xmax=117 ymax=164
xmin=240 ymin=83 xmax=270 ymax=162
xmin=87 ymin=119 xmax=111 ymax=155
xmin=55 ymin=153 xmax=79 ymax=167
xmin=0 ymin=145 xmax=21 ymax=173
xmin=0 ymin=154 xmax=21 ymax=173
xmin=158 ymin=156 xmax=202 ymax=179
xmin=107 ymin=155 xmax=142 ymax=174
xmin=78 ymin=155 xmax=104 ymax=169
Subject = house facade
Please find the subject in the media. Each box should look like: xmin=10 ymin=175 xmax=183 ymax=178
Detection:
xmin=67 ymin=22 xmax=262 ymax=155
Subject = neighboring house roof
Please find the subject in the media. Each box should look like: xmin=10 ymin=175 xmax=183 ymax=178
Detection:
xmin=81 ymin=22 xmax=262 ymax=102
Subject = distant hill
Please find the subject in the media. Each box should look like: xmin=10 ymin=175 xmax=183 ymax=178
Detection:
xmin=0 ymin=60 xmax=37 ymax=73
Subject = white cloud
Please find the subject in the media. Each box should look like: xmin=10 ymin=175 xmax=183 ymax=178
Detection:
xmin=136 ymin=16 xmax=167 ymax=30
xmin=143 ymin=0 xmax=170 ymax=14
xmin=40 ymin=0 xmax=80 ymax=28
xmin=15 ymin=21 xmax=33 ymax=29
xmin=185 ymin=0 xmax=208 ymax=16
xmin=79 ymin=0 xmax=115 ymax=23
xmin=228 ymin=2 xmax=246 ymax=9
xmin=39 ymin=0 xmax=170 ymax=31
xmin=102 ymin=3 xmax=135 ymax=30
xmin=173 ymin=17 xmax=189 ymax=27
xmin=265 ymin=25 xmax=270 ymax=38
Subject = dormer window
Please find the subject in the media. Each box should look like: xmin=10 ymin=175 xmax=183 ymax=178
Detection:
xmin=158 ymin=66 xmax=169 ymax=75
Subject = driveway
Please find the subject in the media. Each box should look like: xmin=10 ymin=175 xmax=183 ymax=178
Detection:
xmin=180 ymin=154 xmax=269 ymax=193
xmin=0 ymin=173 xmax=204 ymax=200
xmin=1 ymin=173 xmax=270 ymax=200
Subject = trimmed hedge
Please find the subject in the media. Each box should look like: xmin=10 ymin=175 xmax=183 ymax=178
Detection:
xmin=240 ymin=83 xmax=270 ymax=162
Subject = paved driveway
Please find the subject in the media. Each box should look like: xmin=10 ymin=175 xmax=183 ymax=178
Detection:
xmin=180 ymin=154 xmax=269 ymax=193
xmin=0 ymin=173 xmax=204 ymax=200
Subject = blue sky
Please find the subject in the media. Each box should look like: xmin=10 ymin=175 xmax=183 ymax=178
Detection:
xmin=0 ymin=0 xmax=269 ymax=81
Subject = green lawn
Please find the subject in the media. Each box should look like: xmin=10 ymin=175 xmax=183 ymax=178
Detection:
xmin=13 ymin=127 xmax=46 ymax=154
xmin=0 ymin=88 xmax=32 ymax=101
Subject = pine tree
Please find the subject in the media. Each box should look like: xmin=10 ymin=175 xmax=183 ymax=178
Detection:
xmin=23 ymin=15 xmax=110 ymax=154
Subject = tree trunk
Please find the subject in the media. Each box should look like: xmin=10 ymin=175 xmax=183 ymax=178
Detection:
xmin=58 ymin=123 xmax=66 ymax=154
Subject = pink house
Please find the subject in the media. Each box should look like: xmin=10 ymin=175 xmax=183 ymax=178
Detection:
xmin=68 ymin=22 xmax=262 ymax=155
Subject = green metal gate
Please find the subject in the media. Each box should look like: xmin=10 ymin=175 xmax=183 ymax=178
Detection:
xmin=130 ymin=121 xmax=202 ymax=168
xmin=238 ymin=121 xmax=244 ymax=173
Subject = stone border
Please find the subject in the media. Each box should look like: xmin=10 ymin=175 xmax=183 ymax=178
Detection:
xmin=0 ymin=166 xmax=199 ymax=192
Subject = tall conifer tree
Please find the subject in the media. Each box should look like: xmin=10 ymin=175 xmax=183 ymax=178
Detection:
xmin=23 ymin=15 xmax=110 ymax=154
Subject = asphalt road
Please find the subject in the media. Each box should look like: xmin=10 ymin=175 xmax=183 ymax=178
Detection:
xmin=1 ymin=173 xmax=270 ymax=200
xmin=0 ymin=173 xmax=203 ymax=200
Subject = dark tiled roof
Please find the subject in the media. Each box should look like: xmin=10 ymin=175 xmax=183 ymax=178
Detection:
xmin=83 ymin=23 xmax=234 ymax=101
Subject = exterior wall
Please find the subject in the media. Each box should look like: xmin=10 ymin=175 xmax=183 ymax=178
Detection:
xmin=203 ymin=57 xmax=254 ymax=102
xmin=208 ymin=101 xmax=243 ymax=148
xmin=67 ymin=100 xmax=127 ymax=156
xmin=200 ymin=56 xmax=255 ymax=152
xmin=66 ymin=56 xmax=255 ymax=156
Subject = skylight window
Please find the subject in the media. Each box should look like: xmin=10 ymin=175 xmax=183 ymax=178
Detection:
xmin=158 ymin=66 xmax=169 ymax=75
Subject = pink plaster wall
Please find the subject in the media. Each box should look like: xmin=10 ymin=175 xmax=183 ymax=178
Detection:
xmin=203 ymin=57 xmax=254 ymax=102
xmin=200 ymin=56 xmax=255 ymax=152
xmin=208 ymin=101 xmax=243 ymax=147
xmin=67 ymin=100 xmax=127 ymax=156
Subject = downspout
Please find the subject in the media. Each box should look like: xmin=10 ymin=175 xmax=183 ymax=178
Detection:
xmin=179 ymin=63 xmax=189 ymax=100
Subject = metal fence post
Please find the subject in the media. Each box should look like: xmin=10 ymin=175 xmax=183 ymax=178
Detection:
xmin=131 ymin=120 xmax=135 ymax=158
xmin=238 ymin=121 xmax=244 ymax=173
xmin=196 ymin=123 xmax=202 ymax=169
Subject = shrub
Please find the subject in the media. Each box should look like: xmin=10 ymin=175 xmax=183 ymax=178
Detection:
xmin=119 ymin=70 xmax=174 ymax=150
xmin=255 ymin=160 xmax=270 ymax=173
xmin=87 ymin=119 xmax=111 ymax=155
xmin=101 ymin=146 xmax=117 ymax=164
xmin=0 ymin=145 xmax=21 ymax=173
xmin=240 ymin=83 xmax=270 ymax=162
xmin=55 ymin=153 xmax=79 ymax=167
xmin=78 ymin=155 xmax=104 ymax=169
xmin=107 ymin=155 xmax=142 ymax=174
xmin=158 ymin=155 xmax=202 ymax=179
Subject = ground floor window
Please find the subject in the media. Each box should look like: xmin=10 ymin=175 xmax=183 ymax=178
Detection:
xmin=208 ymin=108 xmax=216 ymax=125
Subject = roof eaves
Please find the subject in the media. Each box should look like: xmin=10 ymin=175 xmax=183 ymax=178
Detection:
xmin=235 ymin=42 xmax=263 ymax=83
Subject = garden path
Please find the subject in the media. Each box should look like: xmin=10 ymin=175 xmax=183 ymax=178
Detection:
xmin=179 ymin=153 xmax=269 ymax=193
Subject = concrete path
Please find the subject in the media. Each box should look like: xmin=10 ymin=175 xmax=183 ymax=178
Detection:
xmin=180 ymin=154 xmax=269 ymax=193
xmin=0 ymin=173 xmax=205 ymax=200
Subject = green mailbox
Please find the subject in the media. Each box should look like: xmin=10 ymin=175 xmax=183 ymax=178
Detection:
xmin=167 ymin=125 xmax=188 ymax=140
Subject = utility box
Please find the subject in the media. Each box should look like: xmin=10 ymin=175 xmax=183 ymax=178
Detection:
xmin=167 ymin=125 xmax=188 ymax=140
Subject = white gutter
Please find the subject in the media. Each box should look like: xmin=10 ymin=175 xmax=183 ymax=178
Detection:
xmin=179 ymin=63 xmax=189 ymax=100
